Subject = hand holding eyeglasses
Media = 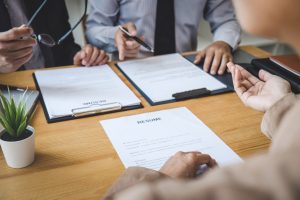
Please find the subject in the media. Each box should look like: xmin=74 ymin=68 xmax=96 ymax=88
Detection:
xmin=0 ymin=25 xmax=37 ymax=73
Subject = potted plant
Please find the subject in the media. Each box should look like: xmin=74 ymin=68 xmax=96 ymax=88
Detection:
xmin=0 ymin=89 xmax=35 ymax=168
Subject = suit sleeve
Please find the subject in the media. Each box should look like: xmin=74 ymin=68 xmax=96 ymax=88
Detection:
xmin=105 ymin=95 xmax=300 ymax=200
xmin=85 ymin=0 xmax=119 ymax=53
xmin=203 ymin=0 xmax=241 ymax=50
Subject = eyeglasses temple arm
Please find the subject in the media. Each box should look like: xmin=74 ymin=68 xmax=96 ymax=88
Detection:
xmin=27 ymin=0 xmax=48 ymax=26
xmin=57 ymin=0 xmax=88 ymax=45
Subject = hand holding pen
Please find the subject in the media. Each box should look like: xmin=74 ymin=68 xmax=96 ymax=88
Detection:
xmin=115 ymin=22 xmax=153 ymax=61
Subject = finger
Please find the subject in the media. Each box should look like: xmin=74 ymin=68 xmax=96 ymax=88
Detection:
xmin=116 ymin=35 xmax=125 ymax=61
xmin=208 ymin=159 xmax=218 ymax=168
xmin=94 ymin=50 xmax=107 ymax=65
xmin=234 ymin=68 xmax=249 ymax=99
xmin=218 ymin=55 xmax=230 ymax=75
xmin=73 ymin=51 xmax=83 ymax=66
xmin=124 ymin=49 xmax=140 ymax=55
xmin=86 ymin=47 xmax=100 ymax=66
xmin=125 ymin=23 xmax=137 ymax=36
xmin=258 ymin=69 xmax=273 ymax=82
xmin=124 ymin=46 xmax=140 ymax=55
xmin=2 ymin=47 xmax=33 ymax=59
xmin=234 ymin=64 xmax=260 ymax=85
xmin=203 ymin=51 xmax=214 ymax=73
xmin=0 ymin=38 xmax=36 ymax=52
xmin=125 ymin=42 xmax=140 ymax=53
xmin=11 ymin=50 xmax=33 ymax=69
xmin=194 ymin=51 xmax=205 ymax=64
xmin=210 ymin=52 xmax=222 ymax=75
xmin=227 ymin=62 xmax=235 ymax=73
xmin=0 ymin=26 xmax=33 ymax=41
xmin=124 ymin=52 xmax=139 ymax=58
xmin=99 ymin=55 xmax=109 ymax=65
xmin=82 ymin=45 xmax=93 ymax=66
xmin=232 ymin=67 xmax=246 ymax=94
xmin=195 ymin=154 xmax=214 ymax=167
xmin=125 ymin=40 xmax=140 ymax=49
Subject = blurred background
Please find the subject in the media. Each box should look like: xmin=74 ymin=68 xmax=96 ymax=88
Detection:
xmin=65 ymin=0 xmax=295 ymax=56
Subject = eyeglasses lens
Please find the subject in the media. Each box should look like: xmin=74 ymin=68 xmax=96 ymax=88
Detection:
xmin=38 ymin=34 xmax=56 ymax=47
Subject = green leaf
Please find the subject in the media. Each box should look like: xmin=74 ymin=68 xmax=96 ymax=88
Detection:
xmin=0 ymin=116 xmax=16 ymax=137
xmin=0 ymin=117 xmax=6 ymax=129
xmin=0 ymin=88 xmax=31 ymax=138
xmin=19 ymin=88 xmax=28 ymax=103
xmin=8 ymin=97 xmax=17 ymax=131
xmin=15 ymin=101 xmax=26 ymax=129
xmin=17 ymin=118 xmax=27 ymax=137
xmin=0 ymin=92 xmax=9 ymax=113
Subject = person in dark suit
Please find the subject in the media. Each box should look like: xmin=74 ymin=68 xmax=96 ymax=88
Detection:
xmin=0 ymin=0 xmax=108 ymax=73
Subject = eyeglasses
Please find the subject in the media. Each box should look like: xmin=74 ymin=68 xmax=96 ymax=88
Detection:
xmin=27 ymin=0 xmax=88 ymax=47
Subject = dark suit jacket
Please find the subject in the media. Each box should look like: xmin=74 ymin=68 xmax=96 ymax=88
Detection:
xmin=0 ymin=0 xmax=81 ymax=68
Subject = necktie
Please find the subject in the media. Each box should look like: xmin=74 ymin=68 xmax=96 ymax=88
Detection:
xmin=154 ymin=0 xmax=176 ymax=55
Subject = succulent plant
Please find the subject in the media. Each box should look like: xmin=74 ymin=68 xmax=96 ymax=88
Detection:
xmin=0 ymin=89 xmax=34 ymax=139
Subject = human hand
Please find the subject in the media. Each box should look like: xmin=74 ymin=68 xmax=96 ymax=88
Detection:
xmin=115 ymin=22 xmax=141 ymax=61
xmin=0 ymin=26 xmax=37 ymax=73
xmin=73 ymin=44 xmax=109 ymax=66
xmin=159 ymin=151 xmax=217 ymax=179
xmin=227 ymin=62 xmax=292 ymax=112
xmin=194 ymin=41 xmax=233 ymax=75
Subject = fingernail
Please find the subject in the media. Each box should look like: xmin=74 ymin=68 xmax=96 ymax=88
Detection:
xmin=211 ymin=71 xmax=216 ymax=75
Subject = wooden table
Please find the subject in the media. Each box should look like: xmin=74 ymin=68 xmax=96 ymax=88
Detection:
xmin=0 ymin=46 xmax=271 ymax=200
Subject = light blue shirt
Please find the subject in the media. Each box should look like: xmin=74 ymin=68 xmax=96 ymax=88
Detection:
xmin=86 ymin=0 xmax=241 ymax=57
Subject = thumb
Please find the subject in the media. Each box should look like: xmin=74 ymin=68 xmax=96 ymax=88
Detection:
xmin=196 ymin=154 xmax=216 ymax=168
xmin=73 ymin=51 xmax=85 ymax=66
xmin=258 ymin=69 xmax=273 ymax=82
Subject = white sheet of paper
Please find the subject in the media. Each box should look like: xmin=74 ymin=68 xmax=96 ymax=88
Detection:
xmin=100 ymin=107 xmax=242 ymax=170
xmin=34 ymin=65 xmax=141 ymax=119
xmin=118 ymin=54 xmax=227 ymax=103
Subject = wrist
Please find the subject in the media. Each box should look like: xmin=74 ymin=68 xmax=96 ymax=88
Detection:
xmin=266 ymin=92 xmax=295 ymax=112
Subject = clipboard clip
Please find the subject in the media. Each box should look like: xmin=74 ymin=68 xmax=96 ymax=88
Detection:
xmin=71 ymin=102 xmax=122 ymax=117
xmin=172 ymin=88 xmax=211 ymax=101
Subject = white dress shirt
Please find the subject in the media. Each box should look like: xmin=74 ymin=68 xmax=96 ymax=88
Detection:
xmin=86 ymin=0 xmax=241 ymax=58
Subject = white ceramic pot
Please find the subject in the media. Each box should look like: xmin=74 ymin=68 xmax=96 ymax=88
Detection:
xmin=0 ymin=126 xmax=35 ymax=168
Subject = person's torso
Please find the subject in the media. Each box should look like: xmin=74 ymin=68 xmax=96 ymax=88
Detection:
xmin=117 ymin=0 xmax=207 ymax=53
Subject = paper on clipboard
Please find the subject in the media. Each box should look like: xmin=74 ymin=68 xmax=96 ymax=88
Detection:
xmin=34 ymin=65 xmax=141 ymax=119
xmin=118 ymin=54 xmax=227 ymax=103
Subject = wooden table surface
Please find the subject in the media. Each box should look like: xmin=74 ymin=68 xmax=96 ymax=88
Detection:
xmin=0 ymin=46 xmax=271 ymax=200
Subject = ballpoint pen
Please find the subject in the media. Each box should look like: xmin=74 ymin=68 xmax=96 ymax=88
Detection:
xmin=118 ymin=26 xmax=154 ymax=53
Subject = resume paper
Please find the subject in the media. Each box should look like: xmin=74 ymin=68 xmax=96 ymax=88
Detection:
xmin=100 ymin=107 xmax=241 ymax=170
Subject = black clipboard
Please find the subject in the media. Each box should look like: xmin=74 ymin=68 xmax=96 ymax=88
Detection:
xmin=249 ymin=58 xmax=300 ymax=93
xmin=116 ymin=54 xmax=234 ymax=106
xmin=32 ymin=73 xmax=143 ymax=124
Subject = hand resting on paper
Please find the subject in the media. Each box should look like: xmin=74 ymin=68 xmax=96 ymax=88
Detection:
xmin=159 ymin=151 xmax=218 ymax=179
